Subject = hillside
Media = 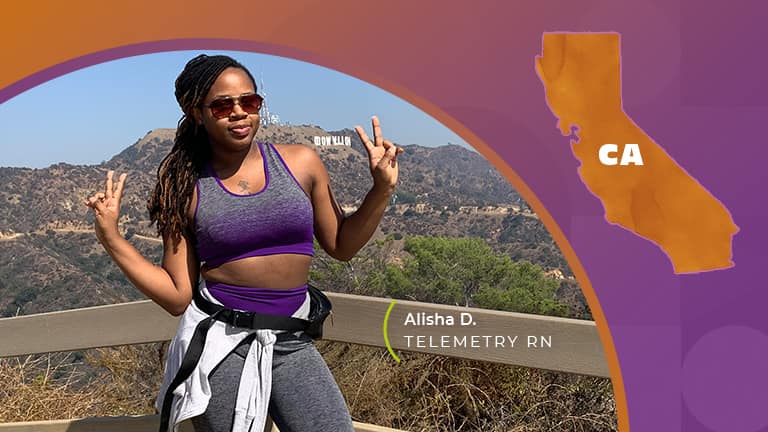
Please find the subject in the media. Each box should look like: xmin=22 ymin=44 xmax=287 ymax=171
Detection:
xmin=0 ymin=125 xmax=580 ymax=317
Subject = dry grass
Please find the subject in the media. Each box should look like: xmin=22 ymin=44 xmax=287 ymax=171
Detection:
xmin=1 ymin=342 xmax=616 ymax=431
xmin=81 ymin=343 xmax=166 ymax=416
xmin=0 ymin=353 xmax=100 ymax=422
xmin=0 ymin=344 xmax=164 ymax=422
xmin=320 ymin=341 xmax=616 ymax=431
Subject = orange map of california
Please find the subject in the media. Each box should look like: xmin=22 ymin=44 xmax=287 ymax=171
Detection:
xmin=535 ymin=33 xmax=738 ymax=274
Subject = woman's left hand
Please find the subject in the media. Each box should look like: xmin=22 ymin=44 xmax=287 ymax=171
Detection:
xmin=355 ymin=116 xmax=404 ymax=191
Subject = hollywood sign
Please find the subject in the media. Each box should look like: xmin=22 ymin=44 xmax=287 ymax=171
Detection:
xmin=314 ymin=135 xmax=351 ymax=146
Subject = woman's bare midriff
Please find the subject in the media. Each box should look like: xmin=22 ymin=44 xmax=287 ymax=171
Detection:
xmin=200 ymin=254 xmax=312 ymax=289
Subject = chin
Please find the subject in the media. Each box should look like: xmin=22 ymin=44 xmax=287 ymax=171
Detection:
xmin=230 ymin=130 xmax=256 ymax=145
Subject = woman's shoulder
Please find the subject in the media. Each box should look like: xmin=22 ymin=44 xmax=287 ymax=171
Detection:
xmin=271 ymin=143 xmax=322 ymax=165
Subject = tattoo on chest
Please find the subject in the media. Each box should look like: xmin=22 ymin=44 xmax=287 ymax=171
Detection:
xmin=238 ymin=180 xmax=250 ymax=193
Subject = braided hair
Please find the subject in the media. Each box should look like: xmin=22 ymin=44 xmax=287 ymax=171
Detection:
xmin=148 ymin=54 xmax=257 ymax=250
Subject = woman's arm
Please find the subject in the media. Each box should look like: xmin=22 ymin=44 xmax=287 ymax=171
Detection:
xmin=311 ymin=116 xmax=403 ymax=261
xmin=85 ymin=171 xmax=197 ymax=315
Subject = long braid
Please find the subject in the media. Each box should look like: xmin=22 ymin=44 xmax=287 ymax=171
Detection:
xmin=148 ymin=54 xmax=257 ymax=250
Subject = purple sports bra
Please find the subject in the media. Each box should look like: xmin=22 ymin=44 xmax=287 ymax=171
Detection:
xmin=193 ymin=142 xmax=314 ymax=269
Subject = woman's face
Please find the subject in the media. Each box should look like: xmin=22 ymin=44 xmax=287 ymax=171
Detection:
xmin=195 ymin=67 xmax=260 ymax=153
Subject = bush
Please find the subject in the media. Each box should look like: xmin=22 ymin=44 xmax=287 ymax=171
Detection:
xmin=374 ymin=236 xmax=569 ymax=316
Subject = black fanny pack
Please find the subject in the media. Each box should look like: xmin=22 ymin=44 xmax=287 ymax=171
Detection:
xmin=159 ymin=284 xmax=332 ymax=431
xmin=304 ymin=284 xmax=333 ymax=339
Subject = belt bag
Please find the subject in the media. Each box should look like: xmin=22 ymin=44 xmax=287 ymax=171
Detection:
xmin=159 ymin=284 xmax=332 ymax=432
xmin=305 ymin=284 xmax=333 ymax=339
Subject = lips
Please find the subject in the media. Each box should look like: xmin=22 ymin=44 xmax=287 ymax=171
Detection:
xmin=229 ymin=124 xmax=252 ymax=137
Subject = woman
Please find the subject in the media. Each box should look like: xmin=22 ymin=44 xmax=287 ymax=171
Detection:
xmin=85 ymin=54 xmax=402 ymax=432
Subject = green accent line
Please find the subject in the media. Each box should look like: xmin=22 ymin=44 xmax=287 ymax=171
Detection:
xmin=383 ymin=300 xmax=401 ymax=363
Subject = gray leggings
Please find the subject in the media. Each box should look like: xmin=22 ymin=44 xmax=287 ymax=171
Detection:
xmin=191 ymin=333 xmax=354 ymax=432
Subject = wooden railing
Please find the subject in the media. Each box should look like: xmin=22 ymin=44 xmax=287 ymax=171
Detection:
xmin=0 ymin=292 xmax=609 ymax=431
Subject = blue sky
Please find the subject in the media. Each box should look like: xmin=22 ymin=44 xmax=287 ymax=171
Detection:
xmin=0 ymin=50 xmax=470 ymax=169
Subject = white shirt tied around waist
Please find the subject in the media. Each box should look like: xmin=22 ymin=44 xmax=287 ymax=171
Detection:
xmin=156 ymin=279 xmax=312 ymax=432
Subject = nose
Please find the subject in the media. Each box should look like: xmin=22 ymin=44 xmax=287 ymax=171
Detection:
xmin=229 ymin=102 xmax=248 ymax=118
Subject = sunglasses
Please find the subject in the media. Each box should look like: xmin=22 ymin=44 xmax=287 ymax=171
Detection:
xmin=205 ymin=93 xmax=263 ymax=119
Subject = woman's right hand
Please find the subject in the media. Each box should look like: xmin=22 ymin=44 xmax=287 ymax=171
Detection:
xmin=84 ymin=170 xmax=128 ymax=245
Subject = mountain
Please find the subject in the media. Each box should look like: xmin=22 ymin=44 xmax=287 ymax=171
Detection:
xmin=0 ymin=125 xmax=576 ymax=317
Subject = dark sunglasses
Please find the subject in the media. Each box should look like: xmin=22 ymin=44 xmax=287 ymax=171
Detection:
xmin=205 ymin=93 xmax=263 ymax=119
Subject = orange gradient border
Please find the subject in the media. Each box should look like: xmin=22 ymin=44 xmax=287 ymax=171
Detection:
xmin=0 ymin=2 xmax=628 ymax=431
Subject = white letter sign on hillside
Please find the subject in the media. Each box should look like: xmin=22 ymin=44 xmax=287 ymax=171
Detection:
xmin=314 ymin=136 xmax=352 ymax=146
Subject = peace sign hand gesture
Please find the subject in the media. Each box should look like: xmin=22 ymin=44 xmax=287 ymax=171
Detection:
xmin=355 ymin=116 xmax=404 ymax=191
xmin=84 ymin=170 xmax=128 ymax=245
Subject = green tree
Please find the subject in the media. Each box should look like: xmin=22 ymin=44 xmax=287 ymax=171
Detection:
xmin=473 ymin=261 xmax=567 ymax=316
xmin=378 ymin=236 xmax=568 ymax=317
